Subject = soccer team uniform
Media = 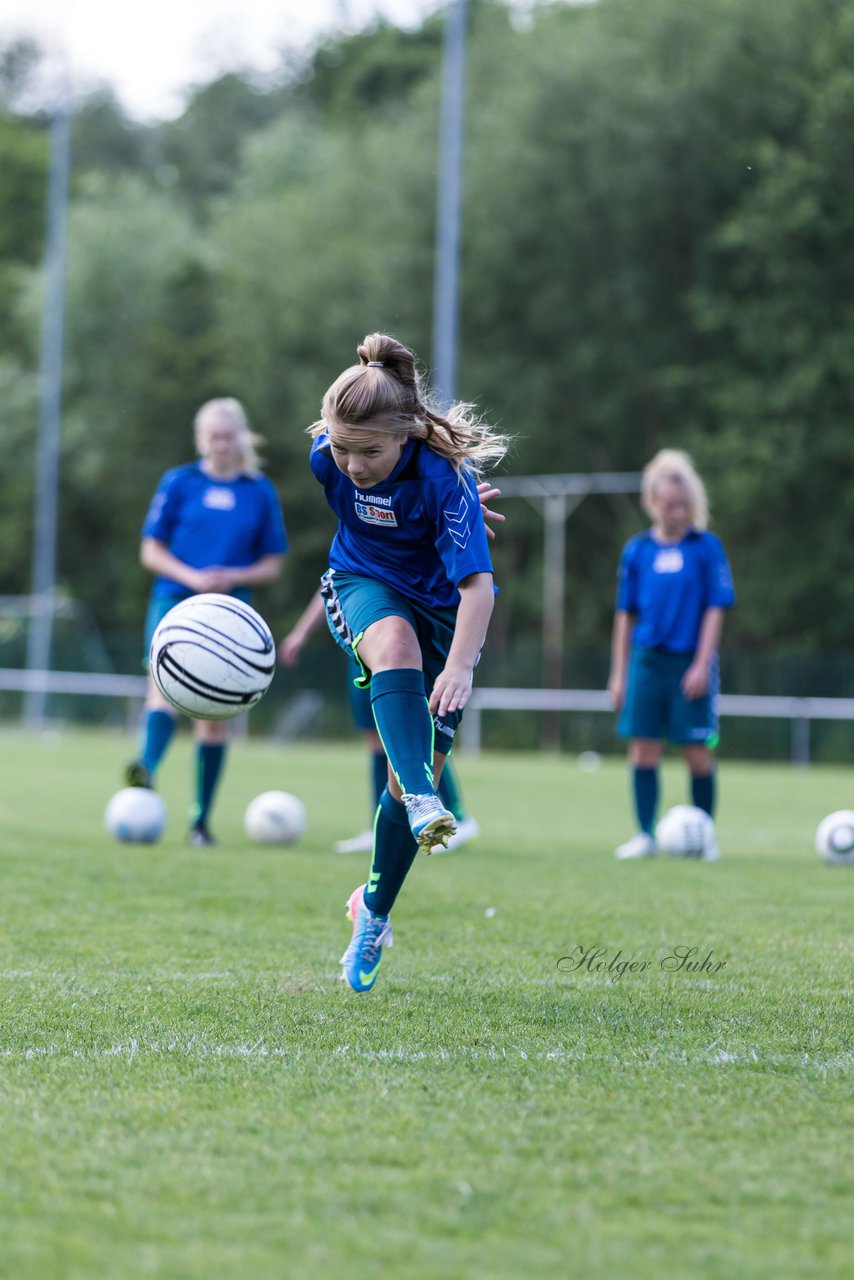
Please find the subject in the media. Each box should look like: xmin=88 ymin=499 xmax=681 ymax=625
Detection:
xmin=616 ymin=528 xmax=736 ymax=743
xmin=140 ymin=462 xmax=288 ymax=656
xmin=311 ymin=432 xmax=494 ymax=754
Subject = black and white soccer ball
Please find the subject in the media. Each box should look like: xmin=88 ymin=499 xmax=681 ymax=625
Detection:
xmin=149 ymin=594 xmax=275 ymax=720
xmin=244 ymin=791 xmax=307 ymax=845
xmin=655 ymin=804 xmax=717 ymax=859
xmin=814 ymin=810 xmax=854 ymax=865
xmin=104 ymin=787 xmax=168 ymax=844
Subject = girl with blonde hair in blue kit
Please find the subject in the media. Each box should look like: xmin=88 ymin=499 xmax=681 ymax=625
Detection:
xmin=608 ymin=449 xmax=736 ymax=860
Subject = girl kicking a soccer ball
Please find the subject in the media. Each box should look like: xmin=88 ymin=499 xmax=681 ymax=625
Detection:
xmin=309 ymin=332 xmax=509 ymax=991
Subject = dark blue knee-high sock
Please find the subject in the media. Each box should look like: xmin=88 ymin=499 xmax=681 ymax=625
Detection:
xmin=194 ymin=743 xmax=226 ymax=829
xmin=370 ymin=750 xmax=388 ymax=813
xmin=364 ymin=788 xmax=419 ymax=917
xmin=370 ymin=668 xmax=434 ymax=796
xmin=691 ymin=771 xmax=716 ymax=817
xmin=437 ymin=755 xmax=466 ymax=820
xmin=632 ymin=766 xmax=659 ymax=835
xmin=140 ymin=709 xmax=177 ymax=775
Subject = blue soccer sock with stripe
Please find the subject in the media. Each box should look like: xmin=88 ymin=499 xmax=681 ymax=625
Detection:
xmin=140 ymin=709 xmax=177 ymax=775
xmin=632 ymin=766 xmax=659 ymax=835
xmin=193 ymin=743 xmax=226 ymax=829
xmin=437 ymin=755 xmax=466 ymax=820
xmin=691 ymin=770 xmax=716 ymax=817
xmin=363 ymin=788 xmax=419 ymax=917
xmin=370 ymin=668 xmax=435 ymax=796
xmin=370 ymin=749 xmax=388 ymax=812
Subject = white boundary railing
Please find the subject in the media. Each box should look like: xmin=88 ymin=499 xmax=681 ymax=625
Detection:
xmin=4 ymin=671 xmax=854 ymax=764
xmin=459 ymin=687 xmax=854 ymax=765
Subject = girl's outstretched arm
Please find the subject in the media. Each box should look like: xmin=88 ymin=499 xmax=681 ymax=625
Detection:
xmin=429 ymin=572 xmax=495 ymax=717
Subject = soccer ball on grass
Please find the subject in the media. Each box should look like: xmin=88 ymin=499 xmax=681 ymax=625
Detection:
xmin=244 ymin=791 xmax=307 ymax=845
xmin=104 ymin=787 xmax=168 ymax=844
xmin=655 ymin=804 xmax=718 ymax=860
xmin=814 ymin=810 xmax=854 ymax=865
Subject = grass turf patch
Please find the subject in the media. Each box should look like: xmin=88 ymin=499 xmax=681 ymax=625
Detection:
xmin=0 ymin=729 xmax=851 ymax=1278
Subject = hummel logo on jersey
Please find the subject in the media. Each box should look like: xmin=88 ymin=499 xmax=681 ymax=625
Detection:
xmin=443 ymin=494 xmax=472 ymax=549
xmin=355 ymin=501 xmax=398 ymax=528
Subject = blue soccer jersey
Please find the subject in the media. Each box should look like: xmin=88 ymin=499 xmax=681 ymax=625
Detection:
xmin=311 ymin=433 xmax=493 ymax=608
xmin=616 ymin=528 xmax=735 ymax=652
xmin=142 ymin=463 xmax=288 ymax=598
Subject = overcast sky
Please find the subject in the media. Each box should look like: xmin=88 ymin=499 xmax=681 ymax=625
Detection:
xmin=0 ymin=0 xmax=439 ymax=120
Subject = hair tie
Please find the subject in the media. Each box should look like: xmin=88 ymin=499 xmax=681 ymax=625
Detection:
xmin=367 ymin=360 xmax=384 ymax=367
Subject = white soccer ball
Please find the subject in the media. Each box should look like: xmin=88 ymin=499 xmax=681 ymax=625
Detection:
xmin=149 ymin=593 xmax=275 ymax=720
xmin=814 ymin=810 xmax=854 ymax=865
xmin=656 ymin=804 xmax=717 ymax=859
xmin=104 ymin=787 xmax=168 ymax=844
xmin=244 ymin=791 xmax=307 ymax=845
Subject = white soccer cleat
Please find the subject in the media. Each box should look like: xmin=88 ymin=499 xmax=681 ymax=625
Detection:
xmin=615 ymin=832 xmax=657 ymax=860
xmin=401 ymin=792 xmax=456 ymax=853
xmin=334 ymin=828 xmax=374 ymax=855
xmin=700 ymin=836 xmax=720 ymax=862
xmin=431 ymin=815 xmax=481 ymax=855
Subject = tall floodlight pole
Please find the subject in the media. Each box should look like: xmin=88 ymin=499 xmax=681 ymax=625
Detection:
xmin=432 ymin=0 xmax=469 ymax=409
xmin=24 ymin=83 xmax=71 ymax=728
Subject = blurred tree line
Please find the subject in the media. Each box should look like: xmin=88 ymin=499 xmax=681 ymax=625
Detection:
xmin=2 ymin=0 xmax=854 ymax=688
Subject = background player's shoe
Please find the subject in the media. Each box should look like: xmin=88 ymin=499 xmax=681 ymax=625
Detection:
xmin=188 ymin=823 xmax=217 ymax=847
xmin=700 ymin=835 xmax=721 ymax=862
xmin=401 ymin=793 xmax=456 ymax=853
xmin=615 ymin=832 xmax=657 ymax=860
xmin=125 ymin=760 xmax=153 ymax=789
xmin=340 ymin=884 xmax=393 ymax=993
xmin=431 ymin=815 xmax=480 ymax=855
xmin=334 ymin=828 xmax=374 ymax=854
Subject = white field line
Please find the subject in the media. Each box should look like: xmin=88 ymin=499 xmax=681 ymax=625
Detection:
xmin=0 ymin=1039 xmax=851 ymax=1071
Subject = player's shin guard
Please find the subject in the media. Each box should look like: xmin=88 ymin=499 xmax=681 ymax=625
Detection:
xmin=140 ymin=708 xmax=177 ymax=774
xmin=363 ymin=788 xmax=419 ymax=917
xmin=194 ymin=743 xmax=226 ymax=829
xmin=691 ymin=770 xmax=715 ymax=817
xmin=632 ymin=766 xmax=659 ymax=835
xmin=369 ymin=668 xmax=434 ymax=796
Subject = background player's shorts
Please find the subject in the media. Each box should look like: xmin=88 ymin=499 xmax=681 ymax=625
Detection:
xmin=320 ymin=569 xmax=463 ymax=755
xmin=618 ymin=647 xmax=719 ymax=746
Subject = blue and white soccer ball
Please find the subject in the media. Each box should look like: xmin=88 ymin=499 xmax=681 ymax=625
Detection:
xmin=104 ymin=787 xmax=168 ymax=844
xmin=655 ymin=804 xmax=717 ymax=859
xmin=149 ymin=593 xmax=275 ymax=720
xmin=814 ymin=810 xmax=854 ymax=865
xmin=244 ymin=791 xmax=307 ymax=845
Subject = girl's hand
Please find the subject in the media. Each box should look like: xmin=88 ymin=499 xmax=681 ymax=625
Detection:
xmin=278 ymin=633 xmax=304 ymax=667
xmin=190 ymin=567 xmax=235 ymax=593
xmin=429 ymin=664 xmax=474 ymax=717
xmin=681 ymin=662 xmax=709 ymax=701
xmin=607 ymin=672 xmax=626 ymax=711
xmin=477 ymin=482 xmax=505 ymax=542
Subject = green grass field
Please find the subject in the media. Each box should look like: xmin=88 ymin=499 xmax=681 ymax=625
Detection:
xmin=0 ymin=728 xmax=851 ymax=1279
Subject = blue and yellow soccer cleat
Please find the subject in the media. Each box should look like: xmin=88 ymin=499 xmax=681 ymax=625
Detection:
xmin=401 ymin=792 xmax=456 ymax=853
xmin=340 ymin=884 xmax=393 ymax=993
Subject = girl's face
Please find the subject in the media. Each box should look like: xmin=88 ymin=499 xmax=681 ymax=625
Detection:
xmin=328 ymin=427 xmax=406 ymax=488
xmin=196 ymin=412 xmax=243 ymax=474
xmin=648 ymin=477 xmax=693 ymax=540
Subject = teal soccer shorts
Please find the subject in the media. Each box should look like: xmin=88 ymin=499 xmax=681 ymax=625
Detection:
xmin=320 ymin=569 xmax=463 ymax=754
xmin=618 ymin=647 xmax=719 ymax=746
